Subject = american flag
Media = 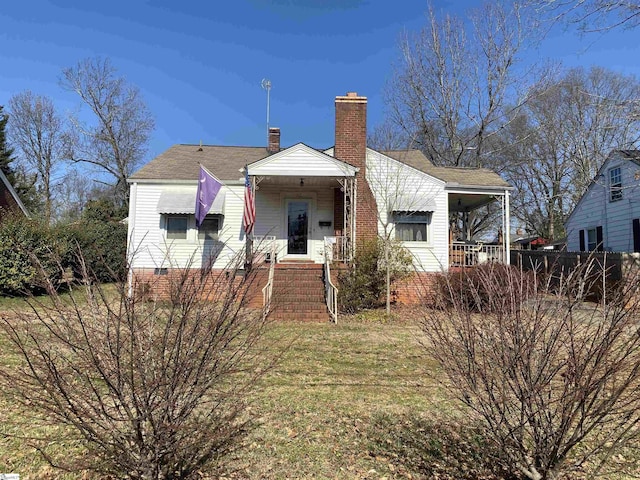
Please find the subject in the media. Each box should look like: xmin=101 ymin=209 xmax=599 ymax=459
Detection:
xmin=243 ymin=167 xmax=255 ymax=235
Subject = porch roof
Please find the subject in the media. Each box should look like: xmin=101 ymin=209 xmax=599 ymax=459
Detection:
xmin=247 ymin=143 xmax=357 ymax=177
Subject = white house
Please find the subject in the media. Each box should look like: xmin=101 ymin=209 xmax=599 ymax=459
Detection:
xmin=126 ymin=92 xmax=512 ymax=310
xmin=565 ymin=150 xmax=640 ymax=253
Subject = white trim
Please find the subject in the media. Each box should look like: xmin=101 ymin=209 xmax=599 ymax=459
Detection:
xmin=247 ymin=143 xmax=358 ymax=177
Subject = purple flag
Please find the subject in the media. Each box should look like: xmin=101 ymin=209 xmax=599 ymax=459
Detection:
xmin=195 ymin=165 xmax=222 ymax=228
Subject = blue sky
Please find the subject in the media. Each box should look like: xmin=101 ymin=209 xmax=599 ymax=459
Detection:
xmin=1 ymin=0 xmax=639 ymax=164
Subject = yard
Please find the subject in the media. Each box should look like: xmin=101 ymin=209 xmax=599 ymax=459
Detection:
xmin=0 ymin=296 xmax=496 ymax=480
xmin=1 ymin=287 xmax=639 ymax=480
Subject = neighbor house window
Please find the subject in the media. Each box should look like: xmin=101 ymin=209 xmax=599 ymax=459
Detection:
xmin=393 ymin=211 xmax=431 ymax=242
xmin=198 ymin=216 xmax=221 ymax=241
xmin=585 ymin=226 xmax=603 ymax=251
xmin=610 ymin=166 xmax=622 ymax=202
xmin=587 ymin=228 xmax=597 ymax=251
xmin=166 ymin=215 xmax=188 ymax=240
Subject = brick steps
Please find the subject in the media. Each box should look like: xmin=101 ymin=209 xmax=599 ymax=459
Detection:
xmin=268 ymin=264 xmax=329 ymax=322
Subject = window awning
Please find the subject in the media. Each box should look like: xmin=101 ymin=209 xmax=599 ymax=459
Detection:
xmin=156 ymin=190 xmax=225 ymax=214
xmin=392 ymin=195 xmax=436 ymax=212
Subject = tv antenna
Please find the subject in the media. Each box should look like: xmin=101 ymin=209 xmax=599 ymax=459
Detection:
xmin=261 ymin=78 xmax=272 ymax=139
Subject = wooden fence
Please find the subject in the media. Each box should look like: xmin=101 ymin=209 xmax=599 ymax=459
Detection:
xmin=511 ymin=250 xmax=624 ymax=281
xmin=510 ymin=250 xmax=640 ymax=300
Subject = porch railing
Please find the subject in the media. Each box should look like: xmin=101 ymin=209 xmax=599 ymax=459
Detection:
xmin=323 ymin=235 xmax=350 ymax=263
xmin=449 ymin=243 xmax=505 ymax=267
xmin=261 ymin=239 xmax=277 ymax=319
xmin=323 ymin=237 xmax=339 ymax=323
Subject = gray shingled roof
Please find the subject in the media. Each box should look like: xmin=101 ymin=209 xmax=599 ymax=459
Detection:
xmin=130 ymin=144 xmax=510 ymax=189
xmin=129 ymin=145 xmax=270 ymax=182
xmin=383 ymin=149 xmax=511 ymax=189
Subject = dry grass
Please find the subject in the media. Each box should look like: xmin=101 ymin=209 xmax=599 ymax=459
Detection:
xmin=1 ymin=295 xmax=636 ymax=479
xmin=0 ymin=297 xmax=459 ymax=480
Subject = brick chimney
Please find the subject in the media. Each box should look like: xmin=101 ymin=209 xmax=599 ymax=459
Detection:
xmin=268 ymin=127 xmax=280 ymax=154
xmin=334 ymin=92 xmax=377 ymax=241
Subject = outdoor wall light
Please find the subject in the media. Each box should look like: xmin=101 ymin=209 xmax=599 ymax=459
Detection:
xmin=300 ymin=178 xmax=304 ymax=187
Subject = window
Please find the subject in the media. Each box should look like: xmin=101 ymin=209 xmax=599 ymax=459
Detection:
xmin=586 ymin=226 xmax=603 ymax=251
xmin=393 ymin=211 xmax=431 ymax=242
xmin=198 ymin=216 xmax=220 ymax=241
xmin=610 ymin=167 xmax=622 ymax=202
xmin=587 ymin=228 xmax=597 ymax=251
xmin=166 ymin=215 xmax=188 ymax=240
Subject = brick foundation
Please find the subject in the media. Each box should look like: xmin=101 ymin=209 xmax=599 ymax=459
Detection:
xmin=130 ymin=268 xmax=267 ymax=307
xmin=392 ymin=272 xmax=439 ymax=305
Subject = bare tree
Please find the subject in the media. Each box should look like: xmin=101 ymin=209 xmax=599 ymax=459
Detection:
xmin=386 ymin=1 xmax=538 ymax=170
xmin=61 ymin=57 xmax=154 ymax=207
xmin=501 ymin=66 xmax=640 ymax=239
xmin=534 ymin=0 xmax=640 ymax=31
xmin=0 ymin=249 xmax=275 ymax=480
xmin=422 ymin=259 xmax=640 ymax=479
xmin=386 ymin=1 xmax=541 ymax=239
xmin=7 ymin=91 xmax=67 ymax=224
xmin=52 ymin=167 xmax=111 ymax=223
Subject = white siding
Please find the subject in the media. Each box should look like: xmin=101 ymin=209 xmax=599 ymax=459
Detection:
xmin=250 ymin=144 xmax=356 ymax=177
xmin=254 ymin=184 xmax=334 ymax=263
xmin=127 ymin=183 xmax=245 ymax=270
xmin=566 ymin=156 xmax=640 ymax=252
xmin=127 ymin=181 xmax=336 ymax=269
xmin=367 ymin=151 xmax=449 ymax=272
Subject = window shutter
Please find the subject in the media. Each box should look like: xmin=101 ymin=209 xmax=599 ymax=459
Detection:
xmin=596 ymin=226 xmax=604 ymax=252
xmin=633 ymin=219 xmax=640 ymax=253
xmin=579 ymin=229 xmax=585 ymax=251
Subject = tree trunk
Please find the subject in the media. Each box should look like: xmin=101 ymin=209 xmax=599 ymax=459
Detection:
xmin=385 ymin=241 xmax=391 ymax=315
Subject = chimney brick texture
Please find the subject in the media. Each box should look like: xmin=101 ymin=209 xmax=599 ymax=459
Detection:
xmin=268 ymin=127 xmax=280 ymax=154
xmin=334 ymin=93 xmax=378 ymax=242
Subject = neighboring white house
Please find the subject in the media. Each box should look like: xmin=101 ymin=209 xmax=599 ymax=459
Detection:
xmin=126 ymin=92 xmax=513 ymax=284
xmin=565 ymin=150 xmax=640 ymax=253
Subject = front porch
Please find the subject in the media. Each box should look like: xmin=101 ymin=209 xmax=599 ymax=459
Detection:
xmin=446 ymin=188 xmax=511 ymax=268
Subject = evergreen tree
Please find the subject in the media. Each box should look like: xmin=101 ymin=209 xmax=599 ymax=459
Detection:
xmin=0 ymin=105 xmax=16 ymax=183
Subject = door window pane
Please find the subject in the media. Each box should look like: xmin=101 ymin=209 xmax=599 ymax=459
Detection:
xmin=288 ymin=201 xmax=308 ymax=254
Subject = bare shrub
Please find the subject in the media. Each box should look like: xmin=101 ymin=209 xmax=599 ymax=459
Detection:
xmin=432 ymin=263 xmax=536 ymax=312
xmin=0 ymin=251 xmax=274 ymax=480
xmin=422 ymin=258 xmax=640 ymax=480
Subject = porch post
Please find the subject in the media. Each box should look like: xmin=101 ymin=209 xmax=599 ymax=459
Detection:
xmin=504 ymin=191 xmax=511 ymax=264
xmin=352 ymin=177 xmax=357 ymax=260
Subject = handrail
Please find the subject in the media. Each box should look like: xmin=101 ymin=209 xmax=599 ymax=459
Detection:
xmin=261 ymin=238 xmax=277 ymax=319
xmin=324 ymin=237 xmax=339 ymax=323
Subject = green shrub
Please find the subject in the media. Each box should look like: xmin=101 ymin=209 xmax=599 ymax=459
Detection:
xmin=0 ymin=216 xmax=64 ymax=295
xmin=56 ymin=220 xmax=128 ymax=283
xmin=338 ymin=238 xmax=413 ymax=314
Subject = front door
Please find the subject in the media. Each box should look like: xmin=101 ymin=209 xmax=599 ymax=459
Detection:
xmin=287 ymin=200 xmax=309 ymax=255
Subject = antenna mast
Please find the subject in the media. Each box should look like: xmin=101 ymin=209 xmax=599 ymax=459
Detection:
xmin=261 ymin=78 xmax=272 ymax=141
